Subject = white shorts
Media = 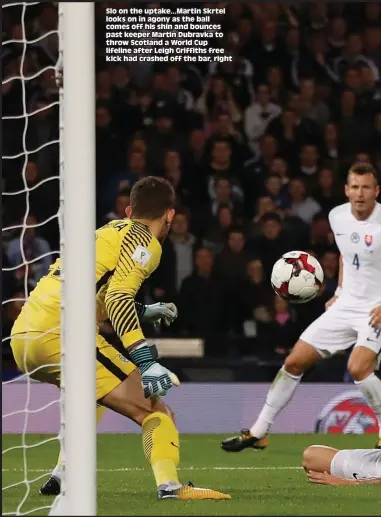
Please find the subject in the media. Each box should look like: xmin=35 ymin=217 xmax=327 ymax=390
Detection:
xmin=300 ymin=300 xmax=381 ymax=360
xmin=330 ymin=449 xmax=381 ymax=480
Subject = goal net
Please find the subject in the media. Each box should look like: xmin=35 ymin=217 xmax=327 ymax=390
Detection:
xmin=2 ymin=2 xmax=97 ymax=515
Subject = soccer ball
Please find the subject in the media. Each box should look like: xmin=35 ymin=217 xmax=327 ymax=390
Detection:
xmin=271 ymin=251 xmax=324 ymax=304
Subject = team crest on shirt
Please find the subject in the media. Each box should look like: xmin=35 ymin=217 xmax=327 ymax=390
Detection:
xmin=351 ymin=232 xmax=360 ymax=243
xmin=365 ymin=234 xmax=373 ymax=247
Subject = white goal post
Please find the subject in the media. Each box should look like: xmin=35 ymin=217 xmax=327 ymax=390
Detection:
xmin=53 ymin=2 xmax=97 ymax=515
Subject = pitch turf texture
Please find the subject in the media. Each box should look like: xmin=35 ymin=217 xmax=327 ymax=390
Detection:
xmin=2 ymin=434 xmax=379 ymax=515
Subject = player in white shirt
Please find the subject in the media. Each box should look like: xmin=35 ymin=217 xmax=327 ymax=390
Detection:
xmin=221 ymin=162 xmax=381 ymax=452
xmin=302 ymin=444 xmax=381 ymax=485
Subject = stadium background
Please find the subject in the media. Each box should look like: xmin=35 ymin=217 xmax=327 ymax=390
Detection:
xmin=3 ymin=1 xmax=381 ymax=388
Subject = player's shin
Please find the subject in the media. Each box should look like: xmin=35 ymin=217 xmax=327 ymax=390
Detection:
xmin=141 ymin=411 xmax=181 ymax=489
xmin=250 ymin=365 xmax=302 ymax=439
xmin=354 ymin=373 xmax=381 ymax=437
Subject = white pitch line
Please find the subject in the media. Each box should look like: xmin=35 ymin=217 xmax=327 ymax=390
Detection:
xmin=2 ymin=466 xmax=302 ymax=473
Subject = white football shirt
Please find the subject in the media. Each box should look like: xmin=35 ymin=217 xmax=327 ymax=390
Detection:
xmin=329 ymin=202 xmax=381 ymax=308
xmin=331 ymin=448 xmax=381 ymax=480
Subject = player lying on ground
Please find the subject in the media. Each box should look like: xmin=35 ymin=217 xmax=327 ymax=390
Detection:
xmin=221 ymin=163 xmax=381 ymax=453
xmin=302 ymin=445 xmax=381 ymax=485
xmin=11 ymin=176 xmax=230 ymax=501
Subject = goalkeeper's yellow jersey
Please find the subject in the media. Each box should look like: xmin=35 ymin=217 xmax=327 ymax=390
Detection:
xmin=11 ymin=219 xmax=162 ymax=348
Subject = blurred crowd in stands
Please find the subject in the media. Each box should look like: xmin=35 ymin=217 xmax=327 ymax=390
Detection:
xmin=2 ymin=2 xmax=381 ymax=370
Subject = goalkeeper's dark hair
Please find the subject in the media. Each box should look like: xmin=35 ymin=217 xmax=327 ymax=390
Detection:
xmin=347 ymin=162 xmax=379 ymax=185
xmin=130 ymin=176 xmax=176 ymax=220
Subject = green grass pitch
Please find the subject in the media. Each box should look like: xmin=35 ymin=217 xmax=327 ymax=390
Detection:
xmin=2 ymin=434 xmax=379 ymax=515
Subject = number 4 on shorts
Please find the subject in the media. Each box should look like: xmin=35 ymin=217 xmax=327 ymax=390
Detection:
xmin=352 ymin=254 xmax=360 ymax=269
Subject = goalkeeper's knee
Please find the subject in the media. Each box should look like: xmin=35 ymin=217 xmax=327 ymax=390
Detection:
xmin=138 ymin=402 xmax=175 ymax=427
xmin=160 ymin=402 xmax=175 ymax=423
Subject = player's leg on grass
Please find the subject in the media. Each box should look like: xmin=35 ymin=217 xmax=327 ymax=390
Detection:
xmin=347 ymin=345 xmax=381 ymax=444
xmin=100 ymin=369 xmax=180 ymax=487
xmin=221 ymin=340 xmax=321 ymax=452
xmin=100 ymin=370 xmax=231 ymax=500
xmin=16 ymin=329 xmax=228 ymax=500
xmin=42 ymin=369 xmax=173 ymax=497
xmin=222 ymin=303 xmax=360 ymax=452
xmin=302 ymin=445 xmax=338 ymax=474
xmin=250 ymin=340 xmax=322 ymax=437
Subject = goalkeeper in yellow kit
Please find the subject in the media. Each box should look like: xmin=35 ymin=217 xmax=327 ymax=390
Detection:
xmin=11 ymin=176 xmax=231 ymax=501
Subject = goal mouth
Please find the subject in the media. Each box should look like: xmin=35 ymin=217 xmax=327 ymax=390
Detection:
xmin=2 ymin=3 xmax=62 ymax=515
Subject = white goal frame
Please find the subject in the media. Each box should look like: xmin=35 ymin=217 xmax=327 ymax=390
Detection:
xmin=56 ymin=2 xmax=97 ymax=515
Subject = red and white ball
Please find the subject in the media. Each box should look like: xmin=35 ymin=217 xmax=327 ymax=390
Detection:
xmin=271 ymin=251 xmax=324 ymax=304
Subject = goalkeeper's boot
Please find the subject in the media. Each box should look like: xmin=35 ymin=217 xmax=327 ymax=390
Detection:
xmin=39 ymin=476 xmax=61 ymax=496
xmin=375 ymin=437 xmax=381 ymax=450
xmin=221 ymin=429 xmax=269 ymax=452
xmin=157 ymin=481 xmax=231 ymax=500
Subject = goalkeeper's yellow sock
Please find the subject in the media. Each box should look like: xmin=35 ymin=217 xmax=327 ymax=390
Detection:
xmin=52 ymin=405 xmax=106 ymax=478
xmin=142 ymin=412 xmax=180 ymax=488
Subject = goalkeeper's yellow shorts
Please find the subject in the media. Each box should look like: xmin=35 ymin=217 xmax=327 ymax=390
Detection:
xmin=10 ymin=332 xmax=137 ymax=400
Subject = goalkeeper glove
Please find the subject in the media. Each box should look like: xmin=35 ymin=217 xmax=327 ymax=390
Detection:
xmin=129 ymin=342 xmax=180 ymax=398
xmin=142 ymin=302 xmax=178 ymax=327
